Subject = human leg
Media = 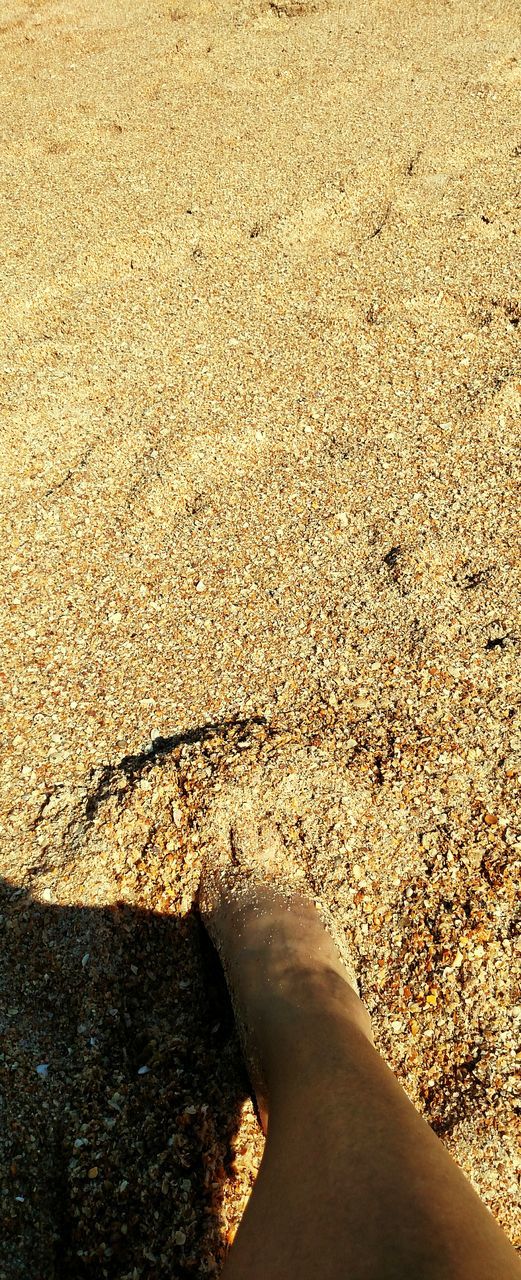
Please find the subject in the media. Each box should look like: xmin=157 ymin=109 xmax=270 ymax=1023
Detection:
xmin=200 ymin=868 xmax=520 ymax=1280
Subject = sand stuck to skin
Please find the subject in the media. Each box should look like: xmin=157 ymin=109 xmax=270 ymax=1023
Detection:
xmin=1 ymin=0 xmax=520 ymax=1274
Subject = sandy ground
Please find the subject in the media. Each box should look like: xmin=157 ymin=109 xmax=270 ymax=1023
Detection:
xmin=1 ymin=0 xmax=520 ymax=1273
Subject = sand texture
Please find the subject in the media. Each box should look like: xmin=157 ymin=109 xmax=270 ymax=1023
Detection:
xmin=1 ymin=0 xmax=520 ymax=1274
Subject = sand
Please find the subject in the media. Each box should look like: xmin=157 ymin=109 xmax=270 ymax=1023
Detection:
xmin=1 ymin=0 xmax=520 ymax=1273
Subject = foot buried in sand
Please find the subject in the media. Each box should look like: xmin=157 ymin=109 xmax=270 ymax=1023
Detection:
xmin=196 ymin=769 xmax=521 ymax=1280
xmin=197 ymin=786 xmax=373 ymax=1133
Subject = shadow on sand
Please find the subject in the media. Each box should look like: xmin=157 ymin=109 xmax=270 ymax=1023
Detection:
xmin=0 ymin=877 xmax=252 ymax=1279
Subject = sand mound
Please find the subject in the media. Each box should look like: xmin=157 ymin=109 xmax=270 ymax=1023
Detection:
xmin=2 ymin=718 xmax=515 ymax=1273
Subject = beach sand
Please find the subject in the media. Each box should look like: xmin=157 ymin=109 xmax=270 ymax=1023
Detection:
xmin=1 ymin=0 xmax=520 ymax=1273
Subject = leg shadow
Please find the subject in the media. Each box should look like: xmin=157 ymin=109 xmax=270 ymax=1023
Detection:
xmin=0 ymin=877 xmax=251 ymax=1279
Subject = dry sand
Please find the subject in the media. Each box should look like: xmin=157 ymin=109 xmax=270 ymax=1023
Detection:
xmin=1 ymin=0 xmax=520 ymax=1273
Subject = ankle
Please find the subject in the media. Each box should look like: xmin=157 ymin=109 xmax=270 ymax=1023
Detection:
xmin=257 ymin=988 xmax=375 ymax=1129
xmin=246 ymin=962 xmax=374 ymax=1069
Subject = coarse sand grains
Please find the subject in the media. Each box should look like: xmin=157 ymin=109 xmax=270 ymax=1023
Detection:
xmin=1 ymin=0 xmax=520 ymax=1272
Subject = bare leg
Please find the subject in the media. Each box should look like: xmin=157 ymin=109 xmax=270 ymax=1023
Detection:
xmin=200 ymin=875 xmax=521 ymax=1280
